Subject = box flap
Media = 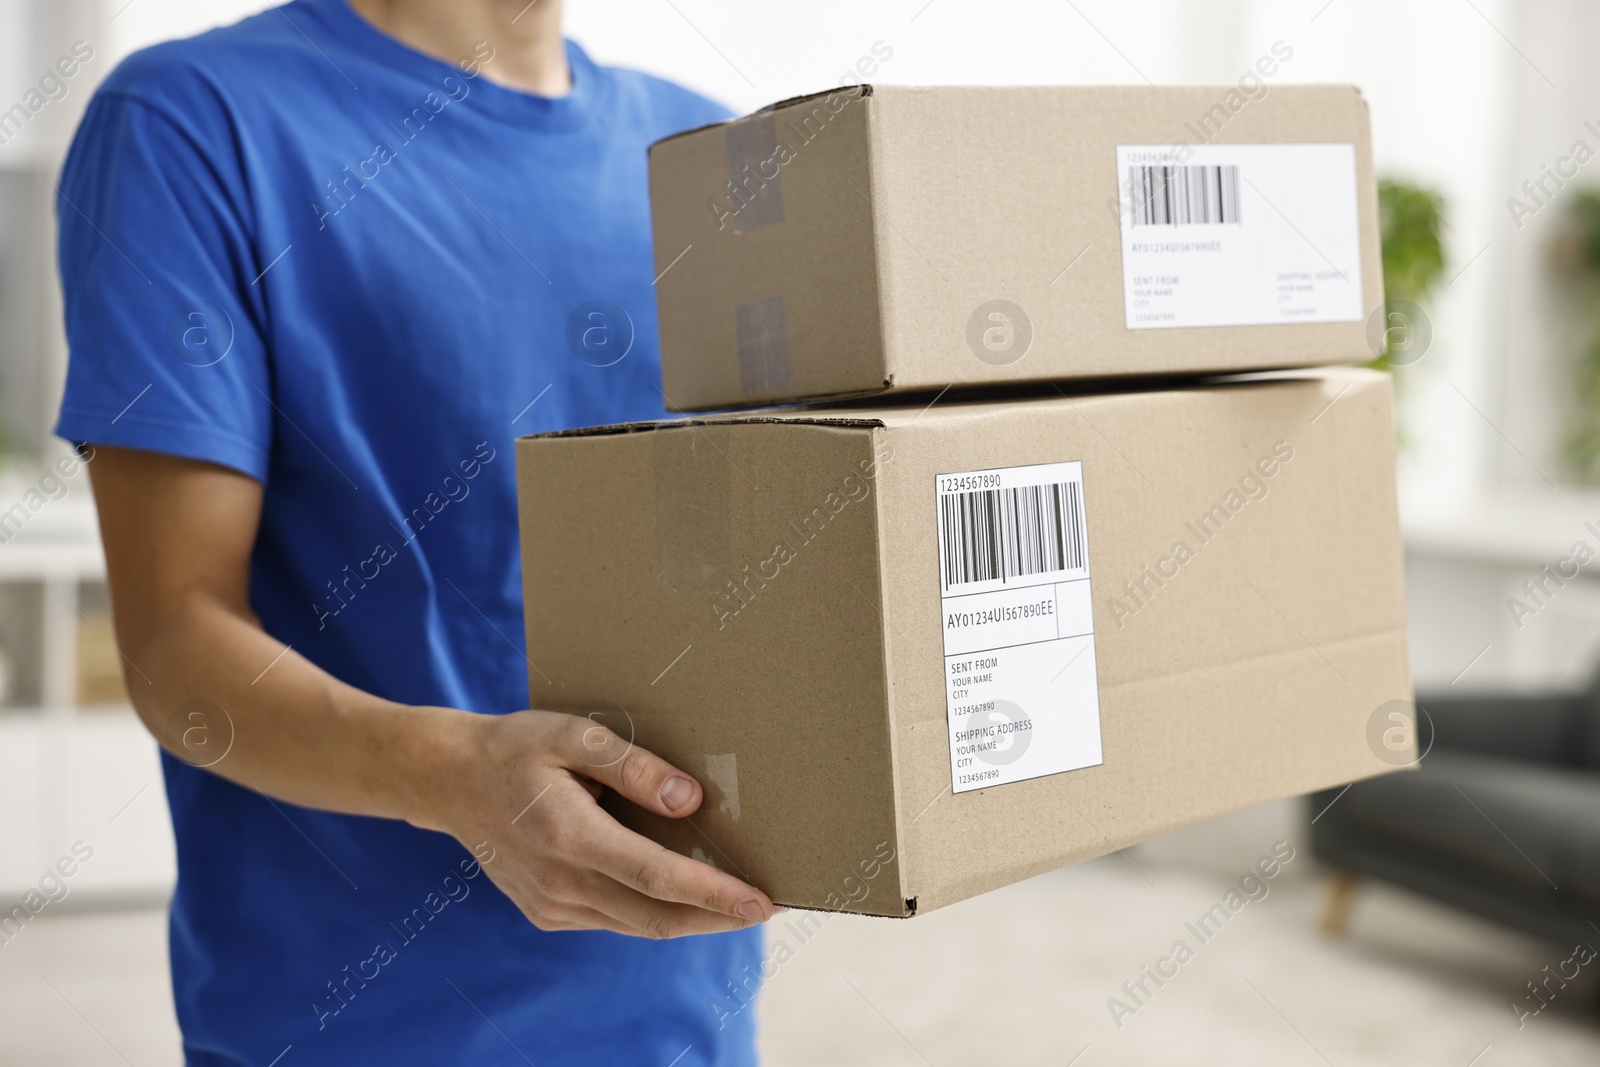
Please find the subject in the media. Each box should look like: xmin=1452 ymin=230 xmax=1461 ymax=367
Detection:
xmin=647 ymin=84 xmax=876 ymax=153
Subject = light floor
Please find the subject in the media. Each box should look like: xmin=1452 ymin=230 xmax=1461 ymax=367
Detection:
xmin=3 ymin=857 xmax=1597 ymax=1066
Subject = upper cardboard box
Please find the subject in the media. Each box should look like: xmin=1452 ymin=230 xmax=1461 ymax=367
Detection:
xmin=649 ymin=84 xmax=1383 ymax=411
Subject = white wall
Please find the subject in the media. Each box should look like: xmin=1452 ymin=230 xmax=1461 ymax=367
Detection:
xmin=1270 ymin=0 xmax=1520 ymax=508
xmin=1489 ymin=0 xmax=1600 ymax=490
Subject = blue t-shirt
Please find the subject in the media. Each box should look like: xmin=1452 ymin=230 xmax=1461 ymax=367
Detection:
xmin=54 ymin=3 xmax=761 ymax=1064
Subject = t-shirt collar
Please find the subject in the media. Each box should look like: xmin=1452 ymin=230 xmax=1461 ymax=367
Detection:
xmin=292 ymin=0 xmax=601 ymax=128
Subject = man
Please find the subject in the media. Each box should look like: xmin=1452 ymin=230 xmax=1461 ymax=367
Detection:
xmin=55 ymin=0 xmax=774 ymax=1063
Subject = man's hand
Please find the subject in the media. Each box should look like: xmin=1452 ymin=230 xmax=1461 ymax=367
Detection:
xmin=89 ymin=445 xmax=771 ymax=941
xmin=429 ymin=710 xmax=773 ymax=938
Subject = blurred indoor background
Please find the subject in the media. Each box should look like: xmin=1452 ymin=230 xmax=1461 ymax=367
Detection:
xmin=3 ymin=0 xmax=1599 ymax=1064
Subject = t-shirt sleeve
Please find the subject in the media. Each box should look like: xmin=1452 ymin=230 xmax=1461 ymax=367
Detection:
xmin=54 ymin=89 xmax=273 ymax=482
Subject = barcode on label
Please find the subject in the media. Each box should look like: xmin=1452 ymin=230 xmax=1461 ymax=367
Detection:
xmin=939 ymin=480 xmax=1086 ymax=590
xmin=1128 ymin=164 xmax=1241 ymax=226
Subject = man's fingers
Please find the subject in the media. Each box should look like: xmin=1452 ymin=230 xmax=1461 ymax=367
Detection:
xmin=570 ymin=872 xmax=757 ymax=939
xmin=577 ymin=807 xmax=772 ymax=922
xmin=559 ymin=718 xmax=702 ymax=819
xmin=520 ymin=898 xmax=642 ymax=937
xmin=513 ymin=714 xmax=775 ymax=938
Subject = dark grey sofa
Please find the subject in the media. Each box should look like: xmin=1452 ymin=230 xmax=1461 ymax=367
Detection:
xmin=1310 ymin=685 xmax=1600 ymax=947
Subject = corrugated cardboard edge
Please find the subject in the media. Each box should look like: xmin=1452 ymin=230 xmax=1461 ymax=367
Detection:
xmin=1350 ymin=84 xmax=1385 ymax=323
xmin=550 ymin=369 xmax=1368 ymax=437
xmin=864 ymin=423 xmax=917 ymax=916
xmin=648 ymin=84 xmax=877 ymax=154
xmin=664 ymin=383 xmax=895 ymax=414
xmin=520 ymin=415 xmax=886 ymax=441
xmin=861 ymin=95 xmax=898 ymax=395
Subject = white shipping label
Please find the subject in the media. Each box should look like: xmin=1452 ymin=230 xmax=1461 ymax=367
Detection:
xmin=1115 ymin=143 xmax=1363 ymax=330
xmin=935 ymin=462 xmax=1103 ymax=794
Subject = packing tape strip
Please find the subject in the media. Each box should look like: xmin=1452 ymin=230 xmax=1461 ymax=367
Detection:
xmin=702 ymin=753 xmax=741 ymax=822
xmin=724 ymin=113 xmax=785 ymax=234
xmin=653 ymin=423 xmax=733 ymax=595
xmin=736 ymin=295 xmax=789 ymax=396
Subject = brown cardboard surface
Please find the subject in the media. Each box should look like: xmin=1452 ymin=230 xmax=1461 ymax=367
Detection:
xmin=516 ymin=368 xmax=1411 ymax=916
xmin=649 ymin=85 xmax=1384 ymax=411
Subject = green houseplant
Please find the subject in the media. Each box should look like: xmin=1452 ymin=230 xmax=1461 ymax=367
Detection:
xmin=1366 ymin=180 xmax=1446 ymax=452
xmin=1552 ymin=190 xmax=1600 ymax=483
xmin=1379 ymin=181 xmax=1447 ymax=310
xmin=1371 ymin=179 xmax=1446 ymax=372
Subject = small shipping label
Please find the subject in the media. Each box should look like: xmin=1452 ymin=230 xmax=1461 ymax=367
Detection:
xmin=1115 ymin=143 xmax=1363 ymax=330
xmin=935 ymin=462 xmax=1103 ymax=794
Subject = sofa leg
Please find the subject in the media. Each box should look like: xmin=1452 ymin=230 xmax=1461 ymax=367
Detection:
xmin=1320 ymin=872 xmax=1360 ymax=938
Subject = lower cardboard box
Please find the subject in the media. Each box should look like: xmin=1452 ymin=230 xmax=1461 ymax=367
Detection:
xmin=515 ymin=367 xmax=1412 ymax=917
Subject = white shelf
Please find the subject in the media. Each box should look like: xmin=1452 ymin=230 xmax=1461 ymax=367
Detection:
xmin=0 ymin=540 xmax=105 ymax=581
xmin=0 ymin=468 xmax=109 ymax=712
xmin=1402 ymin=486 xmax=1600 ymax=569
xmin=0 ymin=709 xmax=176 ymax=902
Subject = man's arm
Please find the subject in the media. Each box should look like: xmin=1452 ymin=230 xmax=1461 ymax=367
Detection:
xmin=90 ymin=445 xmax=774 ymax=938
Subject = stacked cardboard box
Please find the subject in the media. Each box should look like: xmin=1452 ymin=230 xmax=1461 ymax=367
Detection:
xmin=516 ymin=85 xmax=1412 ymax=916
